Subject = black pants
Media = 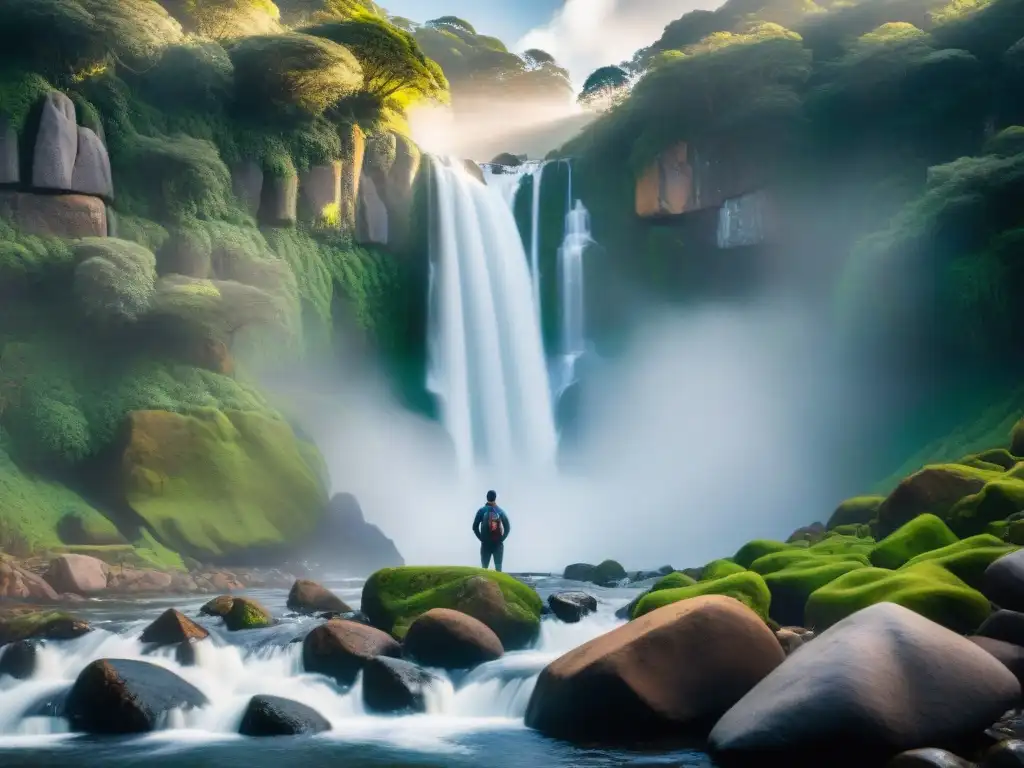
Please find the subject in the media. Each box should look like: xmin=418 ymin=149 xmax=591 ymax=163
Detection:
xmin=480 ymin=541 xmax=504 ymax=572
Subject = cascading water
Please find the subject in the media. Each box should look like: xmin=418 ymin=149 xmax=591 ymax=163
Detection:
xmin=426 ymin=157 xmax=557 ymax=472
xmin=552 ymin=199 xmax=590 ymax=401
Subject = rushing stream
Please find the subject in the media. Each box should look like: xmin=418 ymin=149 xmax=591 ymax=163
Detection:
xmin=0 ymin=577 xmax=713 ymax=767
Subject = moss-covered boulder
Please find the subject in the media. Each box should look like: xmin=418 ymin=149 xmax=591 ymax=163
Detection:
xmin=1011 ymin=417 xmax=1024 ymax=458
xmin=804 ymin=562 xmax=992 ymax=634
xmin=700 ymin=559 xmax=746 ymax=581
xmin=826 ymin=496 xmax=884 ymax=530
xmin=901 ymin=534 xmax=1017 ymax=589
xmin=947 ymin=478 xmax=1024 ymax=538
xmin=786 ymin=523 xmax=826 ymax=544
xmin=117 ymin=408 xmax=328 ymax=561
xmin=200 ymin=595 xmax=234 ymax=618
xmin=223 ymin=597 xmax=274 ymax=631
xmin=762 ymin=559 xmax=869 ymax=627
xmin=869 ymin=514 xmax=960 ymax=570
xmin=875 ymin=464 xmax=997 ymax=537
xmin=633 ymin=571 xmax=771 ymax=621
xmin=808 ymin=534 xmax=876 ymax=557
xmin=749 ymin=548 xmax=870 ymax=576
xmin=361 ymin=567 xmax=543 ymax=650
xmin=733 ymin=540 xmax=792 ymax=569
xmin=650 ymin=572 xmax=697 ymax=592
xmin=0 ymin=608 xmax=92 ymax=646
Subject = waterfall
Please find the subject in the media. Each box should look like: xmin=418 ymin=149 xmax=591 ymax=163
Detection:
xmin=426 ymin=157 xmax=557 ymax=472
xmin=553 ymin=198 xmax=590 ymax=400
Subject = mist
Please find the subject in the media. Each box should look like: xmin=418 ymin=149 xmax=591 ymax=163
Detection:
xmin=270 ymin=295 xmax=868 ymax=574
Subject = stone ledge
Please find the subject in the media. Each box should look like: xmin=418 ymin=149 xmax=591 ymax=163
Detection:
xmin=0 ymin=190 xmax=107 ymax=238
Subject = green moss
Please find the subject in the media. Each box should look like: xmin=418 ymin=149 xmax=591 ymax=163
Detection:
xmin=750 ymin=548 xmax=871 ymax=576
xmin=361 ymin=566 xmax=543 ymax=650
xmin=634 ymin=571 xmax=771 ymax=621
xmin=650 ymin=571 xmax=697 ymax=592
xmin=763 ymin=558 xmax=869 ymax=627
xmin=131 ymin=527 xmax=186 ymax=571
xmin=121 ymin=408 xmax=328 ymax=561
xmin=870 ymin=514 xmax=960 ymax=569
xmin=948 ymin=477 xmax=1024 ymax=537
xmin=116 ymin=216 xmax=170 ymax=253
xmin=224 ymin=596 xmax=274 ymax=630
xmin=0 ymin=70 xmax=52 ymax=130
xmin=733 ymin=540 xmax=793 ymax=569
xmin=827 ymin=496 xmax=884 ymax=529
xmin=901 ymin=533 xmax=1016 ymax=589
xmin=830 ymin=523 xmax=873 ymax=537
xmin=805 ymin=562 xmax=992 ymax=633
xmin=809 ymin=534 xmax=876 ymax=556
xmin=700 ymin=559 xmax=746 ymax=581
xmin=1009 ymin=520 xmax=1024 ymax=545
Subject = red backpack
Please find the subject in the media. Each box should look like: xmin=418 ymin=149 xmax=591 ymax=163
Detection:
xmin=486 ymin=506 xmax=503 ymax=542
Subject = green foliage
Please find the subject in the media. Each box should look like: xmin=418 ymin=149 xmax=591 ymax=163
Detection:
xmin=869 ymin=513 xmax=959 ymax=568
xmin=578 ymin=65 xmax=631 ymax=110
xmin=425 ymin=16 xmax=476 ymax=35
xmin=182 ymin=0 xmax=280 ymax=39
xmin=0 ymin=219 xmax=75 ymax=288
xmin=0 ymin=70 xmax=53 ymax=129
xmin=634 ymin=571 xmax=772 ymax=621
xmin=142 ymin=42 xmax=234 ymax=112
xmin=72 ymin=238 xmax=158 ymax=323
xmin=228 ymin=32 xmax=362 ymax=119
xmin=986 ymin=125 xmax=1024 ymax=157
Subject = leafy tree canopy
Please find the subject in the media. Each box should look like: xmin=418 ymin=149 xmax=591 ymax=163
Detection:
xmin=425 ymin=15 xmax=476 ymax=34
xmin=181 ymin=0 xmax=281 ymax=39
xmin=578 ymin=65 xmax=631 ymax=110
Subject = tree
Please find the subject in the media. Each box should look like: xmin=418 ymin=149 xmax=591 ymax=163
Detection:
xmin=426 ymin=16 xmax=476 ymax=35
xmin=578 ymin=65 xmax=631 ymax=110
xmin=228 ymin=32 xmax=363 ymax=118
xmin=183 ymin=0 xmax=280 ymax=39
xmin=523 ymin=48 xmax=557 ymax=68
xmin=303 ymin=17 xmax=448 ymax=105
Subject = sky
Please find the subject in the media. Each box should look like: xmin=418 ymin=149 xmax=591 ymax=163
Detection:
xmin=384 ymin=0 xmax=725 ymax=85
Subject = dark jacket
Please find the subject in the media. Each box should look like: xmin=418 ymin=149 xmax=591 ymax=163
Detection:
xmin=473 ymin=504 xmax=510 ymax=544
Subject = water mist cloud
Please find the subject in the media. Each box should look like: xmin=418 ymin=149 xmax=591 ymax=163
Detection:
xmin=517 ymin=0 xmax=726 ymax=84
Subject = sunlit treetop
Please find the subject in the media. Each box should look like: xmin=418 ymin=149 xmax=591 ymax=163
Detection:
xmin=425 ymin=15 xmax=476 ymax=35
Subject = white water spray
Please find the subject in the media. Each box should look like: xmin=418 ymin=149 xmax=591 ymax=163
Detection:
xmin=426 ymin=157 xmax=557 ymax=472
xmin=553 ymin=198 xmax=590 ymax=401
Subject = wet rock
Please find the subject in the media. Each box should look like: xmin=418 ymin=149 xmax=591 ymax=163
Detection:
xmin=307 ymin=493 xmax=404 ymax=576
xmin=302 ymin=619 xmax=400 ymax=686
xmin=403 ymin=608 xmax=504 ymax=670
xmin=258 ymin=174 xmax=297 ymax=226
xmin=877 ymin=466 xmax=989 ymax=537
xmin=44 ymin=554 xmax=108 ymax=595
xmin=0 ymin=609 xmax=91 ymax=646
xmin=979 ymin=611 xmax=1024 ymax=646
xmin=776 ymin=626 xmax=815 ymax=655
xmin=0 ymin=641 xmax=38 ymax=679
xmin=0 ymin=191 xmax=106 ymax=238
xmin=615 ymin=590 xmax=650 ymax=621
xmin=887 ymin=748 xmax=975 ymax=767
xmin=223 ymin=597 xmax=274 ymax=631
xmin=174 ymin=640 xmax=200 ymax=667
xmin=461 ymin=159 xmax=485 ymax=183
xmin=107 ymin=569 xmax=174 ymax=593
xmin=986 ymin=551 xmax=1024 ymax=612
xmin=140 ymin=609 xmax=209 ymax=647
xmin=527 ymin=595 xmax=785 ymax=742
xmin=0 ymin=116 xmax=18 ymax=184
xmin=971 ymin=636 xmax=1024 ymax=685
xmin=709 ymin=603 xmax=1021 ymax=761
xmin=317 ymin=610 xmax=370 ymax=625
xmin=70 ymin=126 xmax=113 ymax=200
xmin=363 ymin=656 xmax=442 ymax=714
xmin=200 ymin=595 xmax=234 ymax=617
xmin=547 ymin=592 xmax=598 ymax=624
xmin=0 ymin=558 xmax=59 ymax=601
xmin=982 ymin=739 xmax=1024 ymax=767
xmin=287 ymin=579 xmax=351 ymax=615
xmin=31 ymin=92 xmax=77 ymax=191
xmin=66 ymin=658 xmax=208 ymax=734
xmin=563 ymin=560 xmax=627 ymax=586
xmin=230 ymin=161 xmax=263 ymax=217
xmin=238 ymin=694 xmax=330 ymax=737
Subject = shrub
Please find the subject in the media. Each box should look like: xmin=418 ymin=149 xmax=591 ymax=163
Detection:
xmin=72 ymin=238 xmax=157 ymax=323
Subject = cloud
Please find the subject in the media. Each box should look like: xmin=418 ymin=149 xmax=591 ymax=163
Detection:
xmin=517 ymin=0 xmax=726 ymax=85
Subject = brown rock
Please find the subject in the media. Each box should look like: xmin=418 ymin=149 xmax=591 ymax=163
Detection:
xmin=199 ymin=595 xmax=234 ymax=617
xmin=70 ymin=126 xmax=113 ymax=200
xmin=169 ymin=572 xmax=198 ymax=593
xmin=0 ymin=191 xmax=106 ymax=238
xmin=0 ymin=559 xmax=59 ymax=601
xmin=876 ymin=466 xmax=989 ymax=537
xmin=231 ymin=161 xmax=263 ymax=217
xmin=140 ymin=609 xmax=209 ymax=646
xmin=776 ymin=626 xmax=814 ymax=655
xmin=258 ymin=174 xmax=297 ymax=226
xmin=44 ymin=554 xmax=108 ymax=595
xmin=287 ymin=579 xmax=350 ymax=615
xmin=209 ymin=572 xmax=244 ymax=592
xmin=107 ymin=569 xmax=174 ymax=593
xmin=0 ymin=116 xmax=18 ymax=185
xmin=299 ymin=162 xmax=341 ymax=226
xmin=0 ymin=608 xmax=91 ymax=646
xmin=636 ymin=143 xmax=693 ymax=218
xmin=302 ymin=619 xmax=401 ymax=685
xmin=525 ymin=595 xmax=785 ymax=742
xmin=223 ymin=597 xmax=274 ymax=631
xmin=31 ymin=91 xmax=78 ymax=191
xmin=404 ymin=608 xmax=504 ymax=669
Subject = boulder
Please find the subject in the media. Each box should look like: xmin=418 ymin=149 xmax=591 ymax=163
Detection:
xmin=708 ymin=603 xmax=1020 ymax=762
xmin=223 ymin=597 xmax=274 ymax=631
xmin=362 ymin=656 xmax=442 ymax=714
xmin=805 ymin=562 xmax=992 ymax=634
xmin=870 ymin=514 xmax=960 ymax=569
xmin=306 ymin=494 xmax=404 ymax=576
xmin=302 ymin=619 xmax=401 ymax=685
xmin=403 ymin=608 xmax=504 ymax=669
xmin=700 ymin=559 xmax=747 ymax=580
xmin=901 ymin=534 xmax=1016 ymax=590
xmin=70 ymin=126 xmax=113 ymax=200
xmin=616 ymin=591 xmax=648 ymax=621
xmin=0 ymin=558 xmax=59 ymax=601
xmin=0 ymin=640 xmax=38 ymax=679
xmin=0 ymin=609 xmax=91 ymax=646
xmin=985 ymin=549 xmax=1024 ymax=611
xmin=44 ymin=554 xmax=108 ymax=595
xmin=887 ymin=748 xmax=975 ymax=767
xmin=635 ymin=142 xmax=693 ymax=217
xmin=461 ymin=159 xmax=484 ymax=183
xmin=361 ymin=567 xmax=542 ymax=650
xmin=786 ymin=522 xmax=827 ymax=544
xmin=157 ymin=228 xmax=212 ymax=278
xmin=0 ymin=116 xmax=18 ymax=184
xmin=66 ymin=658 xmax=209 ymax=734
xmin=0 ymin=191 xmax=106 ymax=238
xmin=526 ymin=595 xmax=785 ymax=742
xmin=634 ymin=571 xmax=771 ymax=622
xmin=238 ymin=694 xmax=330 ymax=736
xmin=563 ymin=560 xmax=627 ymax=586
xmin=776 ymin=626 xmax=815 ymax=655
xmin=200 ymin=595 xmax=234 ymax=618
xmin=948 ymin=478 xmax=1024 ymax=538
xmin=650 ymin=572 xmax=698 ymax=592
xmin=287 ymin=579 xmax=351 ymax=615
xmin=258 ymin=174 xmax=298 ymax=226
xmin=547 ymin=592 xmax=598 ymax=623
xmin=355 ymin=174 xmax=389 ymax=245
xmin=876 ymin=465 xmax=992 ymax=537
xmin=983 ymin=740 xmax=1024 ymax=767
xmin=107 ymin=569 xmax=174 ymax=593
xmin=31 ymin=91 xmax=77 ymax=191
xmin=970 ymin=636 xmax=1024 ymax=685
xmin=979 ymin=610 xmax=1024 ymax=646
xmin=319 ymin=610 xmax=371 ymax=625
xmin=733 ymin=540 xmax=793 ymax=569
xmin=116 ymin=409 xmax=328 ymax=562
xmin=299 ymin=162 xmax=341 ymax=226
xmin=139 ymin=609 xmax=209 ymax=646
xmin=761 ymin=557 xmax=868 ymax=627
xmin=230 ymin=161 xmax=263 ymax=217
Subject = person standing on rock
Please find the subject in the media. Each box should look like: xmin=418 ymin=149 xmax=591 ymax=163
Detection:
xmin=473 ymin=490 xmax=510 ymax=572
